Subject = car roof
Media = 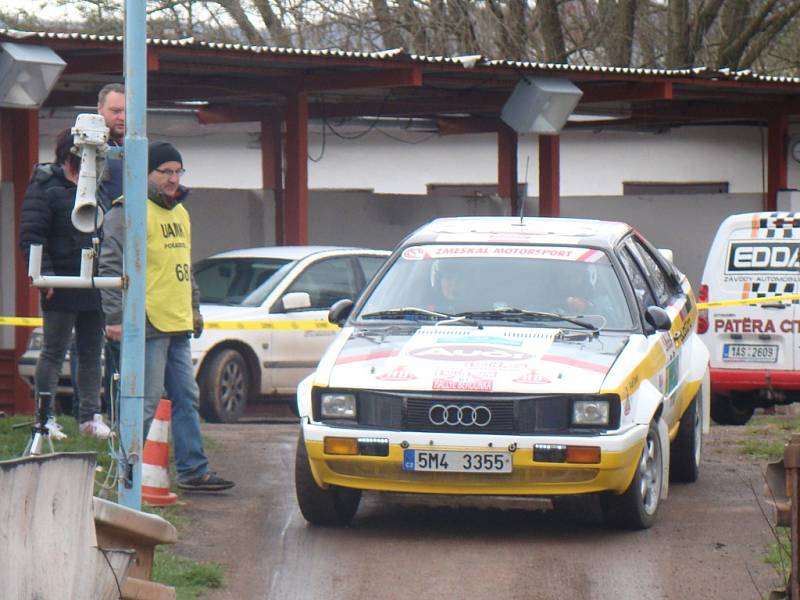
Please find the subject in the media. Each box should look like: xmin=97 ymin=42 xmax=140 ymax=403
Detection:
xmin=203 ymin=246 xmax=389 ymax=261
xmin=404 ymin=217 xmax=633 ymax=249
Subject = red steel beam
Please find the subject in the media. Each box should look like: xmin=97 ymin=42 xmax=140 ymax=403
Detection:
xmin=299 ymin=66 xmax=422 ymax=92
xmin=2 ymin=109 xmax=39 ymax=414
xmin=437 ymin=116 xmax=502 ymax=135
xmin=579 ymin=81 xmax=673 ymax=103
xmin=62 ymin=49 xmax=159 ymax=75
xmin=284 ymin=92 xmax=309 ymax=245
xmin=767 ymin=114 xmax=789 ymax=211
xmin=261 ymin=117 xmax=285 ymax=245
xmin=498 ymin=124 xmax=519 ymax=215
xmin=539 ymin=135 xmax=560 ymax=217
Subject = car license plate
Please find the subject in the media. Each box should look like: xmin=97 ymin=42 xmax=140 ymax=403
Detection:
xmin=402 ymin=449 xmax=512 ymax=473
xmin=722 ymin=343 xmax=778 ymax=363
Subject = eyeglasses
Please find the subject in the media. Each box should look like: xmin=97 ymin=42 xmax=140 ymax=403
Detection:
xmin=154 ymin=168 xmax=186 ymax=177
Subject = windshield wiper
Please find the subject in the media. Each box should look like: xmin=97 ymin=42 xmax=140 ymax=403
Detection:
xmin=360 ymin=307 xmax=452 ymax=321
xmin=456 ymin=308 xmax=598 ymax=332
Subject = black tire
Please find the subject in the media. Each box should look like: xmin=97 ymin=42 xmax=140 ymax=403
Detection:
xmin=671 ymin=393 xmax=702 ymax=483
xmin=710 ymin=395 xmax=754 ymax=426
xmin=601 ymin=421 xmax=662 ymax=530
xmin=198 ymin=349 xmax=250 ymax=423
xmin=295 ymin=433 xmax=361 ymax=526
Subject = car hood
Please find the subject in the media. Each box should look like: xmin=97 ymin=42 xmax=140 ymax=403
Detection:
xmin=317 ymin=325 xmax=629 ymax=394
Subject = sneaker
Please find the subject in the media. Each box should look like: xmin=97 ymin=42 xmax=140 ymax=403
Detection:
xmin=79 ymin=414 xmax=111 ymax=439
xmin=177 ymin=471 xmax=235 ymax=492
xmin=44 ymin=417 xmax=68 ymax=440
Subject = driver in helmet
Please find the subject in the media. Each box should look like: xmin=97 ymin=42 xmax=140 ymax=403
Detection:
xmin=430 ymin=260 xmax=470 ymax=314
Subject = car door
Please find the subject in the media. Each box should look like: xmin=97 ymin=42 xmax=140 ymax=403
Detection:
xmin=268 ymin=255 xmax=363 ymax=392
xmin=618 ymin=237 xmax=690 ymax=427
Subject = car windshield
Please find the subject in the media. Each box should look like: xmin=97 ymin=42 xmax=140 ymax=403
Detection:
xmin=194 ymin=257 xmax=296 ymax=306
xmin=356 ymin=244 xmax=635 ymax=330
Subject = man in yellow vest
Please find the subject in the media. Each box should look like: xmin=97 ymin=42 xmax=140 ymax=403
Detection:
xmin=99 ymin=141 xmax=234 ymax=492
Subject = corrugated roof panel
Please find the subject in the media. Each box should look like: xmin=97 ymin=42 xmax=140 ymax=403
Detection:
xmin=2 ymin=28 xmax=799 ymax=84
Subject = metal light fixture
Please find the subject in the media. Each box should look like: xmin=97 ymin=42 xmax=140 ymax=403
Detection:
xmin=501 ymin=76 xmax=583 ymax=135
xmin=0 ymin=42 xmax=65 ymax=109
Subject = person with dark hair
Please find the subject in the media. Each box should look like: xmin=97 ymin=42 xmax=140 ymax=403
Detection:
xmin=18 ymin=128 xmax=111 ymax=439
xmin=99 ymin=141 xmax=233 ymax=492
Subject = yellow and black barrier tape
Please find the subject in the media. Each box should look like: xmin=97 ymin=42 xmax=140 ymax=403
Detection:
xmin=0 ymin=316 xmax=43 ymax=327
xmin=4 ymin=294 xmax=800 ymax=328
xmin=697 ymin=293 xmax=800 ymax=310
xmin=0 ymin=315 xmax=337 ymax=330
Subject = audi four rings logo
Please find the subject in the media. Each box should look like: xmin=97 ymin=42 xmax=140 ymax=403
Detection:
xmin=428 ymin=404 xmax=492 ymax=427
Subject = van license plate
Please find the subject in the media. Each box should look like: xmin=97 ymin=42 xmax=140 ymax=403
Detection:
xmin=402 ymin=450 xmax=512 ymax=473
xmin=722 ymin=344 xmax=778 ymax=363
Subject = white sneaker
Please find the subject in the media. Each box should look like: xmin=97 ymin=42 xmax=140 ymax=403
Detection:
xmin=45 ymin=417 xmax=68 ymax=440
xmin=80 ymin=414 xmax=111 ymax=439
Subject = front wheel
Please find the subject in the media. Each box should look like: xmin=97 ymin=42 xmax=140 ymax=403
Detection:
xmin=671 ymin=393 xmax=702 ymax=483
xmin=601 ymin=421 xmax=663 ymax=530
xmin=198 ymin=349 xmax=250 ymax=423
xmin=295 ymin=433 xmax=361 ymax=526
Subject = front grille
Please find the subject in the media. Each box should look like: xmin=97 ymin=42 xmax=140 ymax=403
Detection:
xmin=406 ymin=397 xmax=515 ymax=433
xmin=341 ymin=390 xmax=611 ymax=434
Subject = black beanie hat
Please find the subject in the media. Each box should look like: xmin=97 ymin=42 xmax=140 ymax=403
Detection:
xmin=148 ymin=141 xmax=183 ymax=173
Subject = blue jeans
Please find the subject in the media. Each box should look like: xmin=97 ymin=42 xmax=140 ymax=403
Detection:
xmin=36 ymin=310 xmax=104 ymax=423
xmin=144 ymin=334 xmax=208 ymax=481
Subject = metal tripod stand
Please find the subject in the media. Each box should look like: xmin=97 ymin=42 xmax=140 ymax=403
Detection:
xmin=21 ymin=392 xmax=56 ymax=456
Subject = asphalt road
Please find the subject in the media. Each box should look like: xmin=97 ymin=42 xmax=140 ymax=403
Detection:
xmin=174 ymin=418 xmax=783 ymax=600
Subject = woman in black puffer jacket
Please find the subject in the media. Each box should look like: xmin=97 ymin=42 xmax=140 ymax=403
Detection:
xmin=18 ymin=128 xmax=109 ymax=439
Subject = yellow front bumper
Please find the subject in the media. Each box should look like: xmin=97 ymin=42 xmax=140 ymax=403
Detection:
xmin=305 ymin=439 xmax=644 ymax=496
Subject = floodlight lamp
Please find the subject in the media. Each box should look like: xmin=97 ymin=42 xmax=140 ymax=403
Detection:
xmin=500 ymin=77 xmax=583 ymax=135
xmin=0 ymin=42 xmax=65 ymax=109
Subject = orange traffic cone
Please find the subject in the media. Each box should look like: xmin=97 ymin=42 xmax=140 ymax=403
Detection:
xmin=142 ymin=399 xmax=177 ymax=506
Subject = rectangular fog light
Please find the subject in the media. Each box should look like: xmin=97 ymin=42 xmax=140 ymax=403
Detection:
xmin=321 ymin=392 xmax=357 ymax=419
xmin=324 ymin=437 xmax=359 ymax=455
xmin=572 ymin=399 xmax=610 ymax=426
xmin=565 ymin=446 xmax=601 ymax=464
xmin=358 ymin=437 xmax=389 ymax=457
xmin=534 ymin=444 xmax=567 ymax=463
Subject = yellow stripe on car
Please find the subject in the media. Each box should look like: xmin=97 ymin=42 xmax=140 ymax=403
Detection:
xmin=0 ymin=316 xmax=338 ymax=331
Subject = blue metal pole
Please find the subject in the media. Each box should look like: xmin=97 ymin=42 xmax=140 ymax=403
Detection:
xmin=119 ymin=0 xmax=148 ymax=509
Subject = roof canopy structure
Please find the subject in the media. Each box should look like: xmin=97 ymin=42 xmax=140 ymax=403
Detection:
xmin=2 ymin=28 xmax=800 ymax=413
xmin=4 ymin=30 xmax=800 ymax=131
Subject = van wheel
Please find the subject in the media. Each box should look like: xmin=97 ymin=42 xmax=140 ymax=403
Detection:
xmin=710 ymin=395 xmax=754 ymax=426
xmin=295 ymin=433 xmax=361 ymax=526
xmin=601 ymin=421 xmax=662 ymax=530
xmin=198 ymin=349 xmax=250 ymax=423
xmin=671 ymin=393 xmax=701 ymax=483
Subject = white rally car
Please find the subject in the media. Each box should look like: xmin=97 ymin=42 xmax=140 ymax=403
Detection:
xmin=295 ymin=217 xmax=710 ymax=529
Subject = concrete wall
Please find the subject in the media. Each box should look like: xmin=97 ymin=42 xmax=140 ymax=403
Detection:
xmin=186 ymin=188 xmax=761 ymax=291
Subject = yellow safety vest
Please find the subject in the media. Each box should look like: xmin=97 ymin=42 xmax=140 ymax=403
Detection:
xmin=146 ymin=200 xmax=193 ymax=332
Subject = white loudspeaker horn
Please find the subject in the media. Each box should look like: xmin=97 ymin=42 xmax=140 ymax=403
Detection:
xmin=70 ymin=113 xmax=109 ymax=233
xmin=500 ymin=77 xmax=583 ymax=135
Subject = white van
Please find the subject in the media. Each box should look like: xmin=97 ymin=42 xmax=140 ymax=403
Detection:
xmin=699 ymin=211 xmax=800 ymax=424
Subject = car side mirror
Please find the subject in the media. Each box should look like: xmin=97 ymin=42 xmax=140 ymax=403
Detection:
xmin=328 ymin=299 xmax=354 ymax=326
xmin=282 ymin=292 xmax=312 ymax=312
xmin=644 ymin=306 xmax=672 ymax=331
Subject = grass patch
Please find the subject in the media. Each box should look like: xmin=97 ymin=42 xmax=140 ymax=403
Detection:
xmin=741 ymin=437 xmax=786 ymax=461
xmin=0 ymin=413 xmax=224 ymax=598
xmin=740 ymin=414 xmax=800 ymax=461
xmin=765 ymin=527 xmax=791 ymax=586
xmin=152 ymin=546 xmax=224 ymax=600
